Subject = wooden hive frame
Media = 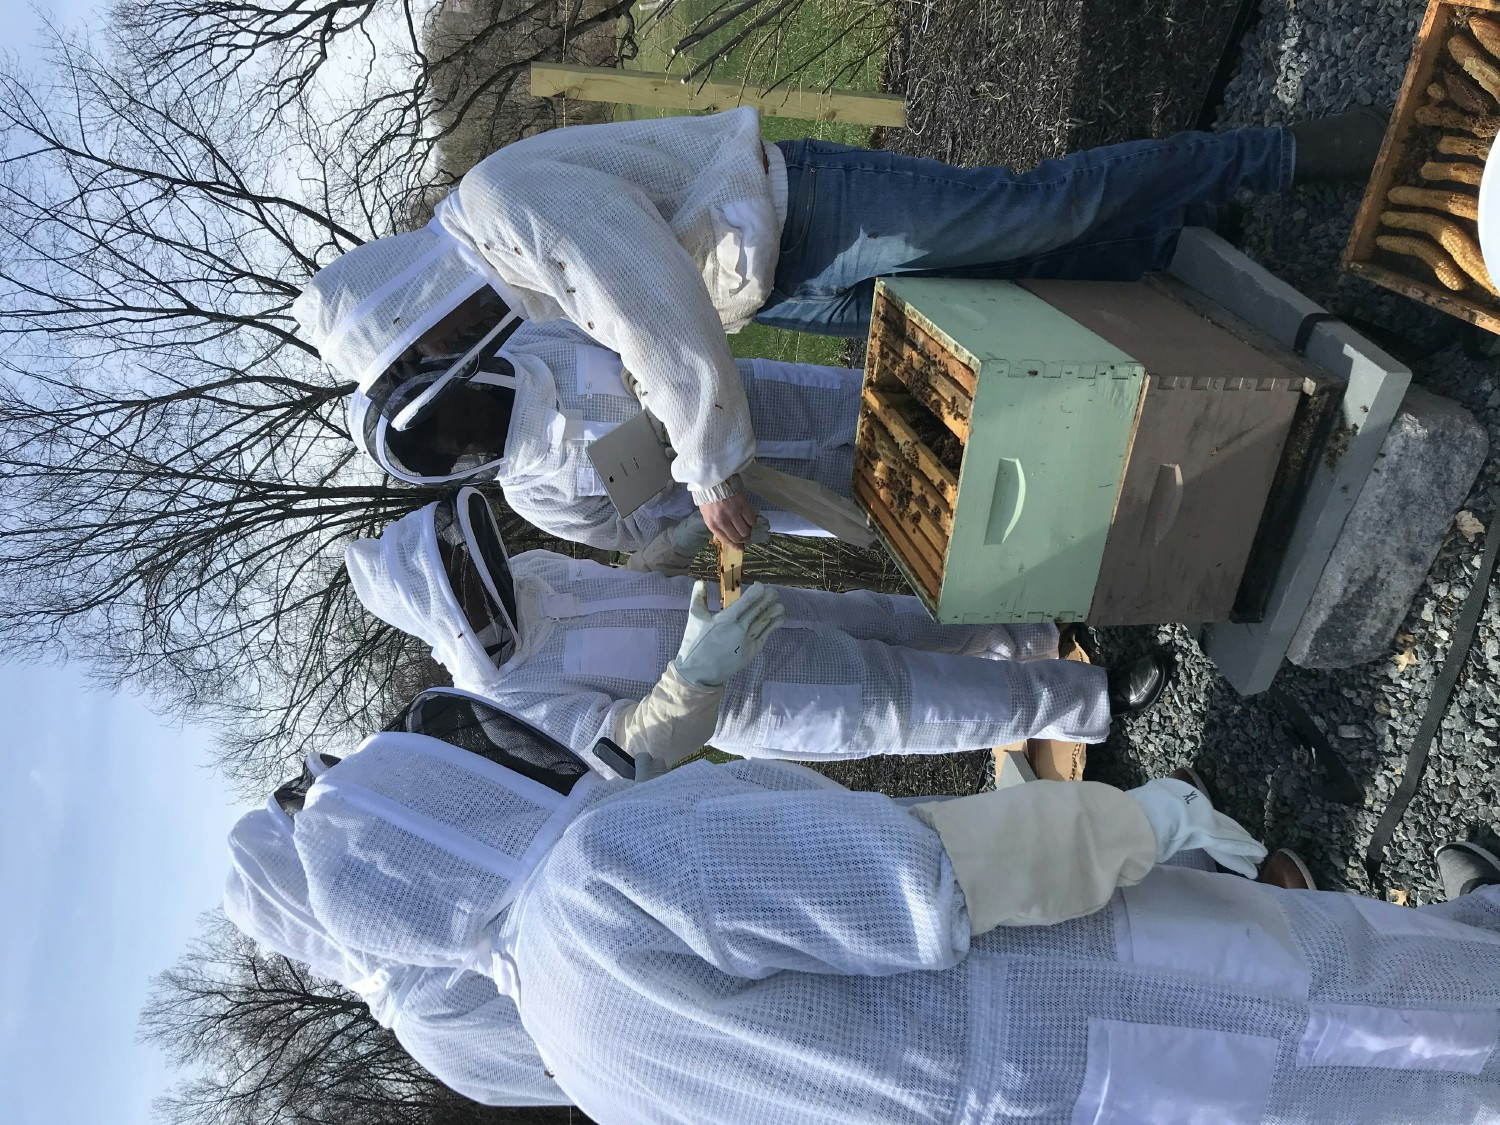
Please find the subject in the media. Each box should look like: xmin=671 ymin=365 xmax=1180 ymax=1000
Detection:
xmin=854 ymin=287 xmax=969 ymax=602
xmin=1345 ymin=0 xmax=1500 ymax=332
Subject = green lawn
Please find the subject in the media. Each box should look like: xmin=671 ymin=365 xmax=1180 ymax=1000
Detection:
xmin=618 ymin=0 xmax=892 ymax=365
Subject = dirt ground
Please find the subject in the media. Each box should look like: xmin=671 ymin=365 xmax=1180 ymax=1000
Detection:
xmin=880 ymin=0 xmax=1246 ymax=167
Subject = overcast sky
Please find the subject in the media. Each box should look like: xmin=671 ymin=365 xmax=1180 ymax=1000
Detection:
xmin=0 ymin=3 xmax=255 ymax=1123
xmin=0 ymin=663 xmax=249 ymax=1125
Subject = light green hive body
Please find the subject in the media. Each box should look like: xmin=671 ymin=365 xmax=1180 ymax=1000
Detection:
xmin=875 ymin=278 xmax=1145 ymax=624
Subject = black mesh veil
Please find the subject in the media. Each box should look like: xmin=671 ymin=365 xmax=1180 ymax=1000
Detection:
xmin=432 ymin=489 xmax=519 ymax=667
xmin=363 ymin=365 xmax=518 ymax=483
xmin=384 ymin=688 xmax=590 ymax=797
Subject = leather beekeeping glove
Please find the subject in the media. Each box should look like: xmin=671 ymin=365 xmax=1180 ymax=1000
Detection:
xmin=908 ymin=781 xmax=1159 ymax=932
xmin=626 ymin=511 xmax=769 ymax=576
xmin=1127 ymin=778 xmax=1268 ymax=878
xmin=610 ymin=581 xmax=784 ymax=773
xmin=673 ymin=580 xmax=783 ymax=688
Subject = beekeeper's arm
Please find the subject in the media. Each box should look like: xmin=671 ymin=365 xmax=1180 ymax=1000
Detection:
xmin=611 ymin=581 xmax=783 ymax=767
xmin=908 ymin=778 xmax=1267 ymax=931
xmin=545 ymin=773 xmax=1266 ymax=982
xmin=503 ymin=470 xmax=676 ymax=554
xmin=626 ymin=510 xmax=769 ymax=576
xmin=475 ymin=156 xmax=759 ymax=544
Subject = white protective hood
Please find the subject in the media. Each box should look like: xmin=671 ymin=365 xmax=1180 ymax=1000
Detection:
xmin=224 ymin=736 xmax=582 ymax=1107
xmin=347 ymin=365 xmax=517 ymax=487
xmin=345 ymin=487 xmax=521 ymax=695
xmin=293 ymin=228 xmax=486 ymax=393
xmin=295 ymin=688 xmax=600 ymax=996
xmin=224 ymin=765 xmax=397 ymax=1015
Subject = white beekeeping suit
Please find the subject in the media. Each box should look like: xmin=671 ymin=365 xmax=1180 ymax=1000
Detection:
xmin=495 ymin=319 xmax=862 ymax=551
xmin=516 ymin=763 xmax=1500 ymax=1125
xmin=275 ymin=692 xmax=1500 ymax=1124
xmin=294 ymin=108 xmax=783 ymax=503
xmin=344 ymin=487 xmax=1108 ymax=777
xmin=223 ymin=750 xmax=569 ymax=1107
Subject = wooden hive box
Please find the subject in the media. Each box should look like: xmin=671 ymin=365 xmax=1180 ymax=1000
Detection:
xmin=855 ymin=276 xmax=1307 ymax=625
xmin=1345 ymin=0 xmax=1500 ymax=330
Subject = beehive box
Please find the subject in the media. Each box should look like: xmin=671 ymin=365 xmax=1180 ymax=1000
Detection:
xmin=1345 ymin=0 xmax=1500 ymax=330
xmin=855 ymin=276 xmax=1307 ymax=625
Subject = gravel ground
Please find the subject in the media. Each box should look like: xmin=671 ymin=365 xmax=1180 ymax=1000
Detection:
xmin=1118 ymin=0 xmax=1500 ymax=906
xmin=826 ymin=0 xmax=1500 ymax=904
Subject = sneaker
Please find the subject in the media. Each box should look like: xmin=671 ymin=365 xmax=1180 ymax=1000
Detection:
xmin=1257 ymin=848 xmax=1317 ymax=890
xmin=1434 ymin=841 xmax=1500 ymax=901
xmin=1288 ymin=106 xmax=1389 ymax=184
xmin=1108 ymin=653 xmax=1171 ymax=716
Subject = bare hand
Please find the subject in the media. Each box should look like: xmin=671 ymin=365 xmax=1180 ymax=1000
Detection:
xmin=699 ymin=492 xmax=758 ymax=546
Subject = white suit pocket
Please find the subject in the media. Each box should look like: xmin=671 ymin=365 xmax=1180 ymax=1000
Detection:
xmin=1072 ymin=1020 xmax=1279 ymax=1125
xmin=713 ymin=200 xmax=770 ymax=293
xmin=575 ymin=346 xmax=631 ymax=398
xmin=562 ymin=629 xmax=660 ymax=681
xmin=1115 ymin=867 xmax=1311 ymax=1000
xmin=759 ymin=682 xmax=861 ymax=752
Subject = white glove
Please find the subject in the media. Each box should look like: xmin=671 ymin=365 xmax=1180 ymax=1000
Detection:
xmin=669 ymin=509 xmax=770 ymax=556
xmin=673 ymin=580 xmax=784 ymax=688
xmin=1127 ymin=778 xmax=1267 ymax=878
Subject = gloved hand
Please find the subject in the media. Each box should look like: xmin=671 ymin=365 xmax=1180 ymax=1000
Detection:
xmin=673 ymin=580 xmax=785 ymax=688
xmin=669 ymin=510 xmax=770 ymax=556
xmin=1127 ymin=778 xmax=1267 ymax=878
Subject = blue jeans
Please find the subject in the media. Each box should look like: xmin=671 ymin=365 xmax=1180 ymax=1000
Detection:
xmin=758 ymin=127 xmax=1294 ymax=336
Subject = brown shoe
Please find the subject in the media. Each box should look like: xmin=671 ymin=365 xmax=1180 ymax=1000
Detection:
xmin=1257 ymin=848 xmax=1317 ymax=891
xmin=1167 ymin=765 xmax=1211 ymax=802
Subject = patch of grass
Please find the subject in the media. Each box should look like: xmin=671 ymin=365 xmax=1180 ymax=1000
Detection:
xmin=617 ymin=0 xmax=892 ymax=364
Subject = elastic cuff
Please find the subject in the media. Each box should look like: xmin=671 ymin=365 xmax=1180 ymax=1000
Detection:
xmin=690 ymin=473 xmax=745 ymax=506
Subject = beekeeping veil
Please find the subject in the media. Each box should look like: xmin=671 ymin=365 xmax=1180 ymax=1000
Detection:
xmin=345 ymin=487 xmax=520 ymax=694
xmin=225 ymin=741 xmax=575 ymax=1106
xmin=224 ymin=750 xmax=390 ymax=998
xmin=295 ymin=688 xmax=598 ymax=998
xmin=293 ymin=211 xmax=526 ymax=485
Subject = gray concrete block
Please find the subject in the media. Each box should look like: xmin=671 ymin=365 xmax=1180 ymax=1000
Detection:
xmin=1170 ymin=227 xmax=1411 ymax=694
xmin=1287 ymin=386 xmax=1488 ymax=669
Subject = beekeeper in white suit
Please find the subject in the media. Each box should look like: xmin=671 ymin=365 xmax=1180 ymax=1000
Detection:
xmin=345 ymin=487 xmax=1165 ymax=776
xmin=232 ymin=681 xmax=1500 ymax=1124
xmin=223 ymin=747 xmax=567 ymax=1107
xmin=291 ymin=107 xmax=1382 ymax=547
xmin=342 ymin=316 xmax=866 ymax=553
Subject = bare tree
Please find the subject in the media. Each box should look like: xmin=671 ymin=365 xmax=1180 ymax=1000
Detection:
xmin=109 ymin=0 xmax=638 ymax=218
xmin=142 ymin=914 xmax=581 ymax=1124
xmin=0 ymin=32 xmax=565 ymax=789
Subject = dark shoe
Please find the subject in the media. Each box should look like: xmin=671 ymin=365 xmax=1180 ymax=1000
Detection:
xmin=1257 ymin=848 xmax=1317 ymax=890
xmin=1289 ymin=107 xmax=1389 ymax=184
xmin=1434 ymin=841 xmax=1500 ymax=900
xmin=1108 ymin=653 xmax=1170 ymax=716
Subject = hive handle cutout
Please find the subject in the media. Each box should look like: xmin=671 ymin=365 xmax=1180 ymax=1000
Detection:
xmin=1145 ymin=463 xmax=1183 ymax=546
xmin=984 ymin=457 xmax=1027 ymax=544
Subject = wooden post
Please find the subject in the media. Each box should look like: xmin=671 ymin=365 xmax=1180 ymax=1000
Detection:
xmin=530 ymin=62 xmax=906 ymax=127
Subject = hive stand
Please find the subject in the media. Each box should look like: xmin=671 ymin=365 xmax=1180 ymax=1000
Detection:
xmin=1168 ymin=229 xmax=1411 ymax=695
